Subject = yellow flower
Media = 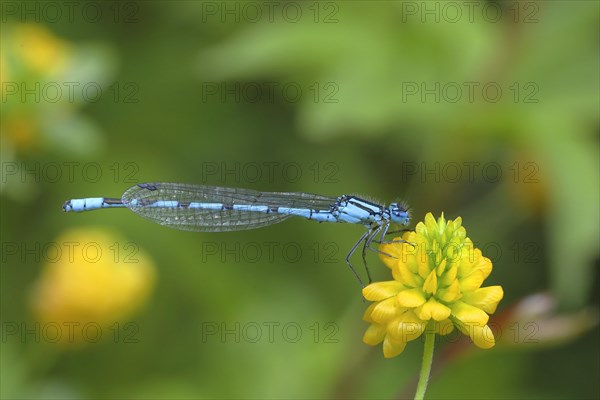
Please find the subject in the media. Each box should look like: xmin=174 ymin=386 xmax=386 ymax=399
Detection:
xmin=14 ymin=24 xmax=71 ymax=75
xmin=1 ymin=24 xmax=113 ymax=159
xmin=30 ymin=228 xmax=156 ymax=345
xmin=362 ymin=213 xmax=503 ymax=358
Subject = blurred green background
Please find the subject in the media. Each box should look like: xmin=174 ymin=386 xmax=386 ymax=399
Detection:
xmin=1 ymin=1 xmax=598 ymax=399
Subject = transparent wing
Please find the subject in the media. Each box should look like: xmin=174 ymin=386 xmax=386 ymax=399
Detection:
xmin=121 ymin=183 xmax=338 ymax=232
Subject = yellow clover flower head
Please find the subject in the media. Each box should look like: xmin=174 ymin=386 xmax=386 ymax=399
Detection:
xmin=30 ymin=228 xmax=156 ymax=346
xmin=363 ymin=213 xmax=503 ymax=358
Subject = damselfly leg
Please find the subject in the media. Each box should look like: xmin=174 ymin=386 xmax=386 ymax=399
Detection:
xmin=345 ymin=229 xmax=372 ymax=287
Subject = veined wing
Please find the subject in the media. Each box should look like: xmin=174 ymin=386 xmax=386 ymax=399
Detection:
xmin=121 ymin=182 xmax=338 ymax=232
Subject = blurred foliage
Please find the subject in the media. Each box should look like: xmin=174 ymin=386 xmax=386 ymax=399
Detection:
xmin=1 ymin=24 xmax=116 ymax=200
xmin=1 ymin=1 xmax=598 ymax=399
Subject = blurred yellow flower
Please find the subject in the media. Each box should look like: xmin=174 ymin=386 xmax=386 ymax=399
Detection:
xmin=363 ymin=213 xmax=503 ymax=358
xmin=30 ymin=228 xmax=156 ymax=345
xmin=1 ymin=24 xmax=114 ymax=161
xmin=14 ymin=24 xmax=71 ymax=74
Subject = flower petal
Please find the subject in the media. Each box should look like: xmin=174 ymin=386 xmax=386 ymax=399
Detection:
xmin=397 ymin=288 xmax=427 ymax=307
xmin=462 ymin=286 xmax=504 ymax=314
xmin=383 ymin=335 xmax=407 ymax=358
xmin=363 ymin=281 xmax=404 ymax=301
xmin=471 ymin=324 xmax=495 ymax=349
xmin=370 ymin=297 xmax=401 ymax=323
xmin=438 ymin=279 xmax=462 ymax=303
xmin=415 ymin=221 xmax=428 ymax=236
xmin=451 ymin=301 xmax=489 ymax=325
xmin=388 ymin=310 xmax=426 ymax=341
xmin=422 ymin=270 xmax=438 ymax=294
xmin=441 ymin=263 xmax=458 ymax=285
xmin=459 ymin=248 xmax=492 ymax=279
xmin=378 ymin=243 xmax=400 ymax=269
xmin=363 ymin=302 xmax=378 ymax=323
xmin=417 ymin=249 xmax=431 ymax=279
xmin=444 ymin=240 xmax=462 ymax=262
xmin=459 ymin=270 xmax=485 ymax=292
xmin=416 ymin=297 xmax=452 ymax=321
xmin=452 ymin=216 xmax=462 ymax=230
xmin=378 ymin=234 xmax=413 ymax=265
xmin=424 ymin=213 xmax=437 ymax=231
xmin=476 ymin=256 xmax=493 ymax=280
xmin=396 ymin=262 xmax=422 ymax=288
xmin=363 ymin=323 xmax=386 ymax=345
xmin=435 ymin=259 xmax=448 ymax=276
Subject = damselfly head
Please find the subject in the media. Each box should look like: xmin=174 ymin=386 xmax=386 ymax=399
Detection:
xmin=388 ymin=202 xmax=410 ymax=225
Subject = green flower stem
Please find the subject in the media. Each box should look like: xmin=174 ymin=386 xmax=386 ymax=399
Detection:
xmin=414 ymin=322 xmax=435 ymax=400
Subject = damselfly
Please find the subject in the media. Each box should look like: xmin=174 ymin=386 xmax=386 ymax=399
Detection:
xmin=63 ymin=183 xmax=411 ymax=286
